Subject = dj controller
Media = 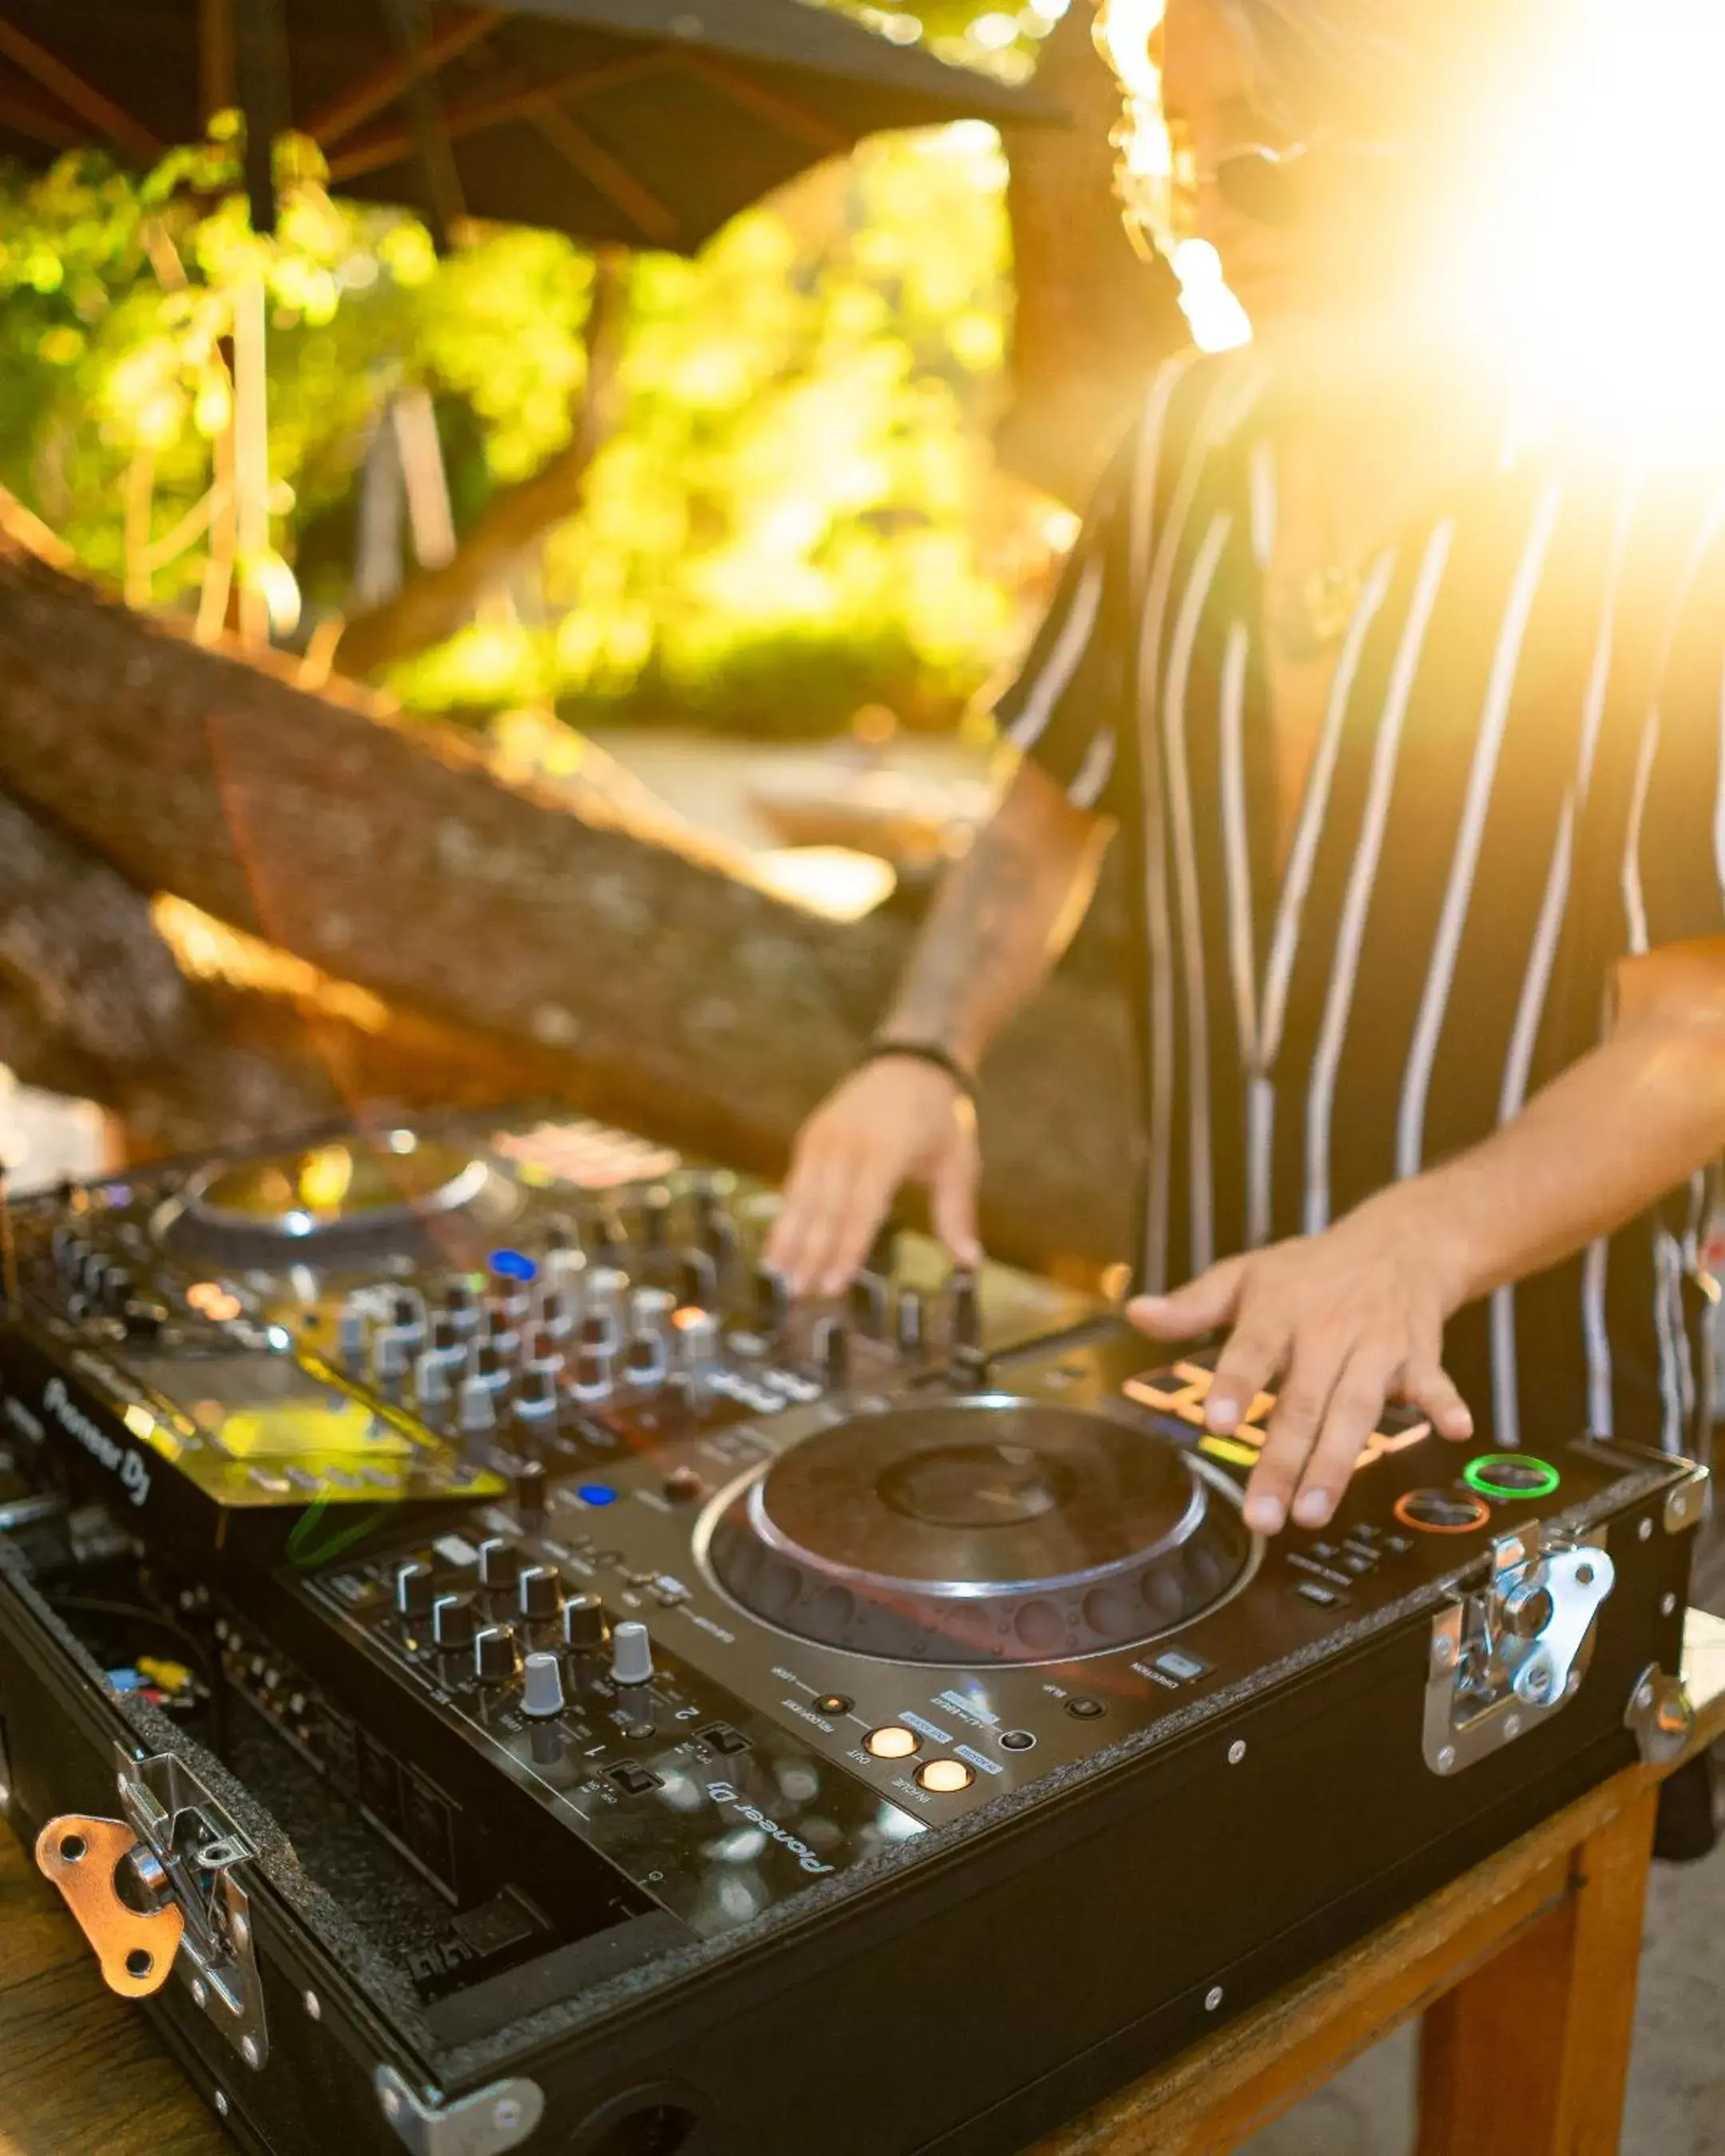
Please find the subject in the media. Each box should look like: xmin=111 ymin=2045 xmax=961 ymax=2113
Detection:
xmin=0 ymin=1105 xmax=1707 ymax=2156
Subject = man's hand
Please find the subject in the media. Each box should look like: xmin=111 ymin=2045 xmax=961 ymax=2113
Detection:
xmin=766 ymin=1057 xmax=981 ymax=1297
xmin=1128 ymin=1191 xmax=1476 ymax=1536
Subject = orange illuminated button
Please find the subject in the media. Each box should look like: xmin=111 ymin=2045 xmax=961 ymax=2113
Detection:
xmin=863 ymin=1725 xmax=918 ymax=1760
xmin=915 ymin=1758 xmax=974 ymax=1793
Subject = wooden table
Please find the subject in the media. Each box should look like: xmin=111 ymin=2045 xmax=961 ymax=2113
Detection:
xmin=2 ymin=1615 xmax=1721 ymax=2156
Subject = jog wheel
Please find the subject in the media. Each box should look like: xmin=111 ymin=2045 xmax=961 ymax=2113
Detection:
xmin=705 ymin=1394 xmax=1251 ymax=1663
xmin=155 ymin=1130 xmax=521 ymax=1270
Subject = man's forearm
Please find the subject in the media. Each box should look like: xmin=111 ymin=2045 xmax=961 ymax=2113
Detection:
xmin=882 ymin=757 xmax=1112 ymax=1070
xmin=1367 ymin=984 xmax=1725 ymax=1307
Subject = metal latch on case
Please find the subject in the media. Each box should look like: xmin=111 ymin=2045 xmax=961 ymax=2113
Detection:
xmin=1423 ymin=1524 xmax=1614 ymax=1774
xmin=34 ymin=1742 xmax=268 ymax=2068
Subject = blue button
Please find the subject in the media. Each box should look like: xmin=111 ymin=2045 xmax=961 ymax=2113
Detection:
xmin=577 ymin=1483 xmax=617 ymax=1508
xmin=489 ymin=1248 xmax=538 ymax=1282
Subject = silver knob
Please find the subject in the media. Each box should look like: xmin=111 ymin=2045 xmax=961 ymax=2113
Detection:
xmin=612 ymin=1619 xmax=653 ymax=1686
xmin=520 ymin=1650 xmax=566 ymax=1718
xmin=337 ymin=1294 xmax=369 ymax=1362
xmin=413 ymin=1349 xmax=454 ymax=1414
xmin=457 ymin=1374 xmax=496 ymax=1436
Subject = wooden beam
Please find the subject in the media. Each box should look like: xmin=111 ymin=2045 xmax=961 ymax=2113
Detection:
xmin=531 ymin=105 xmax=680 ymax=247
xmin=199 ymin=0 xmax=235 ymax=125
xmin=327 ymin=48 xmax=671 ymax=183
xmin=307 ymin=5 xmax=504 ymax=148
xmin=680 ymin=50 xmax=851 ymax=155
xmin=0 ymin=16 xmax=163 ymax=162
xmin=0 ymin=74 xmax=82 ymax=151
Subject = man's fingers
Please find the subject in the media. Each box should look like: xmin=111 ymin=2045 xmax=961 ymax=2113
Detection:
xmin=929 ymin=1136 xmax=981 ymax=1269
xmin=1202 ymin=1327 xmax=1283 ymax=1437
xmin=1245 ymin=1334 xmax=1350 ymax=1535
xmin=1128 ymin=1255 xmax=1248 ymax=1344
xmin=814 ymin=1150 xmax=902 ymax=1297
xmin=1291 ymin=1355 xmax=1399 ymax=1528
xmin=1402 ymin=1357 xmax=1474 ymax=1441
xmin=771 ymin=1143 xmax=859 ymax=1297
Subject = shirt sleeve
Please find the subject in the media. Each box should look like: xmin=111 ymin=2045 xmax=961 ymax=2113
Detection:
xmin=1624 ymin=502 xmax=1725 ymax=954
xmin=990 ymin=426 xmax=1136 ymax=818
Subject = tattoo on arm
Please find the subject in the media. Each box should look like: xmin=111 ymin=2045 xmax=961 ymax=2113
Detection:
xmin=884 ymin=759 xmax=1112 ymax=1068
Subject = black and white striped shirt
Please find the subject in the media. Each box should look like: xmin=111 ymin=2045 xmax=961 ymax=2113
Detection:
xmin=996 ymin=352 xmax=1725 ymax=1455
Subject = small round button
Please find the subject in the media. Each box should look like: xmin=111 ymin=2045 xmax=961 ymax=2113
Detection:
xmin=915 ymin=1758 xmax=975 ymax=1793
xmin=813 ymin=1693 xmax=854 ymax=1717
xmin=1065 ymin=1696 xmax=1106 ymax=1720
xmin=863 ymin=1725 xmax=918 ymax=1760
xmin=1000 ymin=1729 xmax=1037 ymax=1751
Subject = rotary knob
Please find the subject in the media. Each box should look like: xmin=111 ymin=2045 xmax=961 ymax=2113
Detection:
xmin=950 ymin=1268 xmax=981 ymax=1349
xmin=535 ymin=1283 xmax=578 ymax=1340
xmin=337 ymin=1293 xmax=370 ymax=1363
xmin=753 ymin=1262 xmax=790 ymax=1333
xmin=442 ymin=1278 xmax=481 ymax=1338
xmin=571 ymin=1346 xmax=613 ymax=1403
xmin=611 ymin=1619 xmax=653 ymax=1687
xmin=514 ymin=1369 xmax=560 ymax=1431
xmin=812 ymin=1314 xmax=851 ymax=1390
xmin=848 ymin=1273 xmax=888 ymax=1338
xmin=625 ymin=1329 xmax=669 ymax=1389
xmin=478 ymin=1537 xmax=521 ymax=1592
xmin=518 ymin=1563 xmax=562 ymax=1621
xmin=431 ymin=1592 xmax=476 ymax=1649
xmin=677 ymin=1249 xmax=719 ymax=1310
xmin=561 ymin=1593 xmax=606 ymax=1653
xmin=474 ymin=1624 xmax=517 ymax=1685
xmin=520 ymin=1650 xmax=566 ymax=1718
xmin=395 ymin=1561 xmax=434 ymax=1620
xmin=522 ymin=1326 xmax=565 ymax=1377
xmin=513 ymin=1457 xmax=550 ymax=1526
xmin=639 ymin=1187 xmax=672 ymax=1250
xmin=100 ymin=1265 xmax=134 ymax=1317
xmin=390 ymin=1289 xmax=427 ymax=1351
xmin=457 ymin=1373 xmax=496 ymax=1437
xmin=414 ymin=1349 xmax=454 ymax=1416
xmin=894 ymin=1288 xmax=926 ymax=1357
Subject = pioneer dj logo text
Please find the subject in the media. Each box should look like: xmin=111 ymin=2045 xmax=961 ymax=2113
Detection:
xmin=41 ymin=1377 xmax=152 ymax=1508
xmin=708 ymin=1782 xmax=835 ymax=1874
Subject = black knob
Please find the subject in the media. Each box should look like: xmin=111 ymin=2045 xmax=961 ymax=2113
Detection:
xmin=101 ymin=1266 xmax=134 ymax=1316
xmin=639 ymin=1187 xmax=672 ymax=1248
xmin=81 ymin=1250 xmax=109 ymax=1299
xmin=485 ymin=1305 xmax=521 ymax=1353
xmin=700 ymin=1208 xmax=739 ymax=1276
xmin=514 ymin=1457 xmax=549 ymax=1523
xmin=431 ymin=1593 xmax=476 ymax=1649
xmin=562 ymin=1593 xmax=607 ymax=1653
xmin=578 ymin=1308 xmax=616 ymax=1353
xmin=812 ymin=1314 xmax=851 ymax=1389
xmin=894 ymin=1288 xmax=926 ymax=1357
xmin=471 ymin=1341 xmax=506 ymax=1385
xmin=474 ymin=1624 xmax=517 ymax=1684
xmin=753 ymin=1262 xmax=790 ymax=1331
xmin=522 ymin=1327 xmax=563 ymax=1374
xmin=478 ymin=1537 xmax=521 ymax=1591
xmin=848 ymin=1272 xmax=887 ymax=1338
xmin=442 ymin=1279 xmax=480 ymax=1332
xmin=950 ymin=1268 xmax=981 ymax=1349
xmin=663 ymin=1464 xmax=705 ymax=1504
xmin=395 ymin=1561 xmax=435 ymax=1620
xmin=430 ymin=1313 xmax=461 ymax=1355
xmin=121 ymin=1298 xmax=166 ymax=1340
xmin=866 ymin=1220 xmax=901 ymax=1277
xmin=677 ymin=1249 xmax=718 ymax=1310
xmin=514 ymin=1368 xmax=560 ymax=1419
xmin=625 ymin=1330 xmax=668 ymax=1387
xmin=518 ymin=1563 xmax=562 ymax=1620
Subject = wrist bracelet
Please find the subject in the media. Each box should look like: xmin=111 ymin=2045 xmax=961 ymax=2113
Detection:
xmin=860 ymin=1039 xmax=978 ymax=1102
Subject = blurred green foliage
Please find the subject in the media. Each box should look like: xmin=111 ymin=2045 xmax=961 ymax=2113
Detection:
xmin=0 ymin=91 xmax=1056 ymax=739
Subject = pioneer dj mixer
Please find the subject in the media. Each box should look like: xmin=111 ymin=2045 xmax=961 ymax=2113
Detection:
xmin=0 ymin=1105 xmax=1707 ymax=2156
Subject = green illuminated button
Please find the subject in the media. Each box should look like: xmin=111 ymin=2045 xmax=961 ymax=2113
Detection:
xmin=1462 ymin=1454 xmax=1560 ymax=1501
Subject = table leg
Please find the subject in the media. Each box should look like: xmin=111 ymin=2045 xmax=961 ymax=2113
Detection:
xmin=1415 ymin=1786 xmax=1658 ymax=2156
